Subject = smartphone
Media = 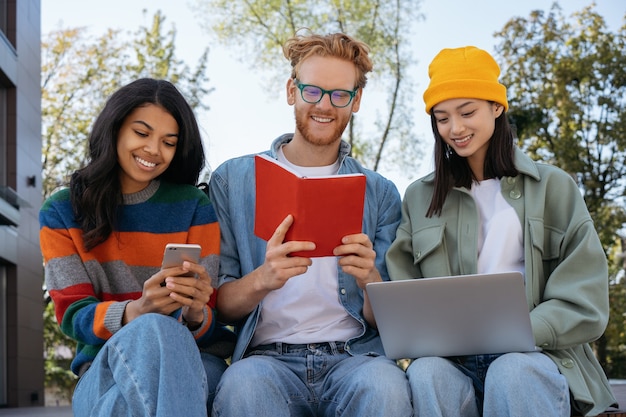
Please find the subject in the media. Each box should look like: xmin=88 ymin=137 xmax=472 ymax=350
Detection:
xmin=161 ymin=243 xmax=202 ymax=279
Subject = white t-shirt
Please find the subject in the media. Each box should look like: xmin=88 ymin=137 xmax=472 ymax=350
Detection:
xmin=470 ymin=178 xmax=525 ymax=276
xmin=251 ymin=148 xmax=362 ymax=346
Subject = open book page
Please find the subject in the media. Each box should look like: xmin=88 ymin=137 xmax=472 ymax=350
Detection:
xmin=254 ymin=154 xmax=366 ymax=257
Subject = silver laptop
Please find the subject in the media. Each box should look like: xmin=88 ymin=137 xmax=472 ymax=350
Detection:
xmin=366 ymin=272 xmax=539 ymax=360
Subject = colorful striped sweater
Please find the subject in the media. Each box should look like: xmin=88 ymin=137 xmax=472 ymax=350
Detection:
xmin=40 ymin=180 xmax=221 ymax=375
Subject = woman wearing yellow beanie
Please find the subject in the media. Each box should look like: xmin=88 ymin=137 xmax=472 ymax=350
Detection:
xmin=386 ymin=46 xmax=616 ymax=416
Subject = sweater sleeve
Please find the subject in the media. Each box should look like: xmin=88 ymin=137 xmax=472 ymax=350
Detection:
xmin=40 ymin=193 xmax=123 ymax=346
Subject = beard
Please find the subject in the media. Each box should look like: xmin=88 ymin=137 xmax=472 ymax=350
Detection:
xmin=293 ymin=106 xmax=351 ymax=147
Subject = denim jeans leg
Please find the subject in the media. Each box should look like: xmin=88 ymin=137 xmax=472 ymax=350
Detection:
xmin=73 ymin=377 xmax=133 ymax=417
xmin=213 ymin=342 xmax=411 ymax=417
xmin=319 ymin=355 xmax=412 ymax=417
xmin=451 ymin=353 xmax=502 ymax=413
xmin=212 ymin=352 xmax=313 ymax=417
xmin=407 ymin=356 xmax=479 ymax=417
xmin=483 ymin=352 xmax=570 ymax=417
xmin=201 ymin=352 xmax=228 ymax=413
xmin=72 ymin=313 xmax=211 ymax=417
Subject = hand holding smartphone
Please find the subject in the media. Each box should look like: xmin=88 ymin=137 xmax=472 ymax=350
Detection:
xmin=161 ymin=243 xmax=201 ymax=282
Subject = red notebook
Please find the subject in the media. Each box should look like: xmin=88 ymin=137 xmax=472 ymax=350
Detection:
xmin=254 ymin=154 xmax=366 ymax=257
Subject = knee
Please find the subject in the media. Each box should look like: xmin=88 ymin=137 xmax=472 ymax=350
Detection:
xmin=407 ymin=357 xmax=451 ymax=383
xmin=124 ymin=313 xmax=178 ymax=333
xmin=354 ymin=357 xmax=410 ymax=396
xmin=119 ymin=313 xmax=191 ymax=349
xmin=486 ymin=352 xmax=557 ymax=388
xmin=407 ymin=357 xmax=475 ymax=396
xmin=488 ymin=352 xmax=537 ymax=376
xmin=407 ymin=357 xmax=476 ymax=412
xmin=217 ymin=357 xmax=278 ymax=392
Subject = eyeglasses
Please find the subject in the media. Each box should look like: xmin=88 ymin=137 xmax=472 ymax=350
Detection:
xmin=294 ymin=79 xmax=358 ymax=108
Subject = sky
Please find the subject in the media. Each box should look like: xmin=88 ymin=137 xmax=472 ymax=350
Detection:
xmin=41 ymin=0 xmax=625 ymax=195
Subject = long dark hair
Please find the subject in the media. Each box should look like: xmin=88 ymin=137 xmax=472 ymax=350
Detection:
xmin=70 ymin=78 xmax=206 ymax=250
xmin=426 ymin=110 xmax=518 ymax=217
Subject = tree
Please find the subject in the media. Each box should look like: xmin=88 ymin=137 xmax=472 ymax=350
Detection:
xmin=192 ymin=0 xmax=423 ymax=175
xmin=494 ymin=3 xmax=626 ymax=375
xmin=43 ymin=292 xmax=75 ymax=404
xmin=605 ymin=237 xmax=626 ymax=378
xmin=41 ymin=10 xmax=212 ymax=399
xmin=41 ymin=10 xmax=212 ymax=199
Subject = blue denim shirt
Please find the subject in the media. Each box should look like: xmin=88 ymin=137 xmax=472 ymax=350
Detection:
xmin=208 ymin=134 xmax=402 ymax=361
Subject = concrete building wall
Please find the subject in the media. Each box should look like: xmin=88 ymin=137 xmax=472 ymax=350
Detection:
xmin=0 ymin=0 xmax=44 ymax=408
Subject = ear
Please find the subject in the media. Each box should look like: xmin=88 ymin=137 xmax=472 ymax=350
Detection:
xmin=493 ymin=102 xmax=504 ymax=118
xmin=351 ymin=88 xmax=363 ymax=113
xmin=286 ymin=79 xmax=296 ymax=106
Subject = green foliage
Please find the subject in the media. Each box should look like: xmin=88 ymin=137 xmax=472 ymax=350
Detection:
xmin=41 ymin=10 xmax=212 ymax=199
xmin=604 ymin=238 xmax=626 ymax=378
xmin=495 ymin=3 xmax=626 ymax=375
xmin=43 ymin=296 xmax=76 ymax=402
xmin=192 ymin=0 xmax=423 ymax=174
xmin=41 ymin=10 xmax=213 ymax=400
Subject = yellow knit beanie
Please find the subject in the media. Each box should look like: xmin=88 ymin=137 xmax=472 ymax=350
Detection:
xmin=423 ymin=46 xmax=508 ymax=114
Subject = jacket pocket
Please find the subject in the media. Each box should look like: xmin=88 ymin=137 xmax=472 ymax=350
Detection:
xmin=412 ymin=224 xmax=451 ymax=277
xmin=528 ymin=217 xmax=563 ymax=260
xmin=528 ymin=218 xmax=564 ymax=294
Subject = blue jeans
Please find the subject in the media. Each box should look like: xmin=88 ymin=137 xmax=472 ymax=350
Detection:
xmin=212 ymin=342 xmax=412 ymax=417
xmin=451 ymin=353 xmax=503 ymax=413
xmin=406 ymin=352 xmax=570 ymax=417
xmin=72 ymin=313 xmax=228 ymax=417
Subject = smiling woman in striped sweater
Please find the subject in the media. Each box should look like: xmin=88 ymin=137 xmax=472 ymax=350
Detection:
xmin=40 ymin=78 xmax=230 ymax=417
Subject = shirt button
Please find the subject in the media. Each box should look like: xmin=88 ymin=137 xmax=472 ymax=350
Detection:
xmin=509 ymin=189 xmax=521 ymax=199
xmin=561 ymin=358 xmax=575 ymax=368
xmin=340 ymin=288 xmax=346 ymax=295
xmin=415 ymin=251 xmax=421 ymax=258
xmin=507 ymin=177 xmax=516 ymax=185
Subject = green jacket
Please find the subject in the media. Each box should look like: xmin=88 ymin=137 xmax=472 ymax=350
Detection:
xmin=386 ymin=148 xmax=616 ymax=416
